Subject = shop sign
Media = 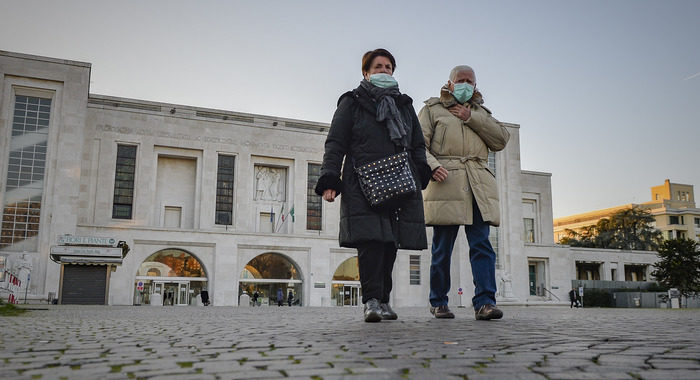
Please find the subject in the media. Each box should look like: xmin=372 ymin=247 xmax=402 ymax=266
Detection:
xmin=57 ymin=235 xmax=118 ymax=247
xmin=50 ymin=246 xmax=123 ymax=258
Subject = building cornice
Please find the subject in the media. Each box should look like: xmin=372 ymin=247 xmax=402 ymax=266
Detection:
xmin=0 ymin=50 xmax=91 ymax=68
xmin=87 ymin=94 xmax=330 ymax=134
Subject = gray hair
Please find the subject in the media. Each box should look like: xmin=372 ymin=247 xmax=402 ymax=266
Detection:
xmin=449 ymin=65 xmax=475 ymax=82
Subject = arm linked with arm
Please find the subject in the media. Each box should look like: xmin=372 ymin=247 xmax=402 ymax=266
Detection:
xmin=417 ymin=105 xmax=442 ymax=171
xmin=408 ymin=106 xmax=432 ymax=190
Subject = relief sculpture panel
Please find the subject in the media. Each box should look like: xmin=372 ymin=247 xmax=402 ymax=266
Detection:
xmin=254 ymin=166 xmax=286 ymax=201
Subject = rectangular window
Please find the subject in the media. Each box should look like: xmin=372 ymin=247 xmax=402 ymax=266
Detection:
xmin=163 ymin=206 xmax=182 ymax=228
xmin=667 ymin=230 xmax=674 ymax=239
xmin=669 ymin=215 xmax=679 ymax=225
xmin=0 ymin=256 xmax=5 ymax=281
xmin=215 ymin=155 xmax=235 ymax=225
xmin=490 ymin=226 xmax=500 ymax=267
xmin=524 ymin=218 xmax=535 ymax=243
xmin=259 ymin=212 xmax=274 ymax=233
xmin=112 ymin=145 xmax=137 ymax=219
xmin=695 ymin=217 xmax=700 ymax=228
xmin=487 ymin=151 xmax=496 ymax=174
xmin=306 ymin=163 xmax=322 ymax=230
xmin=409 ymin=255 xmax=421 ymax=285
xmin=1 ymin=95 xmax=51 ymax=251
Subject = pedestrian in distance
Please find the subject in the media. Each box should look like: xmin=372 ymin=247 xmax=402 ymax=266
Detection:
xmin=200 ymin=289 xmax=210 ymax=306
xmin=277 ymin=288 xmax=284 ymax=307
xmin=315 ymin=48 xmax=432 ymax=323
xmin=252 ymin=291 xmax=259 ymax=306
xmin=287 ymin=290 xmax=294 ymax=306
xmin=569 ymin=288 xmax=578 ymax=308
xmin=419 ymin=65 xmax=510 ymax=321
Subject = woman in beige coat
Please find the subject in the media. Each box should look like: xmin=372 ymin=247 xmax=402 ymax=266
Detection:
xmin=418 ymin=65 xmax=510 ymax=320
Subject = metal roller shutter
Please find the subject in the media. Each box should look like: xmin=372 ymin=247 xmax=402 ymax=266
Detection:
xmin=61 ymin=265 xmax=108 ymax=305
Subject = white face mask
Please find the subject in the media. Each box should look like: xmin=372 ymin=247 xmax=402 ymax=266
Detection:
xmin=368 ymin=73 xmax=398 ymax=88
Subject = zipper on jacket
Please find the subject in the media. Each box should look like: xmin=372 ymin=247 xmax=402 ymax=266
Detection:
xmin=395 ymin=208 xmax=401 ymax=248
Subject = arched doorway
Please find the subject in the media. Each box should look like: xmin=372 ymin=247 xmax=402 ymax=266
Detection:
xmin=134 ymin=249 xmax=208 ymax=306
xmin=332 ymin=257 xmax=361 ymax=306
xmin=239 ymin=253 xmax=302 ymax=306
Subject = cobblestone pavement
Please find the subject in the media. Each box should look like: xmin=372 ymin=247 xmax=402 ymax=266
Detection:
xmin=1 ymin=305 xmax=699 ymax=379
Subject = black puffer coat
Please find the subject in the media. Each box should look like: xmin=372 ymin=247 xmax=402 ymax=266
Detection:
xmin=315 ymin=84 xmax=432 ymax=249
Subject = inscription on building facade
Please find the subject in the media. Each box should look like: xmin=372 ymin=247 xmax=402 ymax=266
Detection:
xmin=96 ymin=124 xmax=321 ymax=153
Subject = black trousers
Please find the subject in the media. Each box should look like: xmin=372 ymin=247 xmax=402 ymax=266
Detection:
xmin=357 ymin=241 xmax=397 ymax=304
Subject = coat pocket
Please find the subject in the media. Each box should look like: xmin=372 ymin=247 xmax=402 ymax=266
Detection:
xmin=434 ymin=125 xmax=447 ymax=151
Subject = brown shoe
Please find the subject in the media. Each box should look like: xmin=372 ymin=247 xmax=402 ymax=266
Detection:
xmin=430 ymin=305 xmax=455 ymax=319
xmin=475 ymin=304 xmax=503 ymax=320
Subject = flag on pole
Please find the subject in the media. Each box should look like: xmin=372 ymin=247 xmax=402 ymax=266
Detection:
xmin=281 ymin=204 xmax=286 ymax=222
xmin=290 ymin=205 xmax=295 ymax=222
xmin=270 ymin=206 xmax=274 ymax=222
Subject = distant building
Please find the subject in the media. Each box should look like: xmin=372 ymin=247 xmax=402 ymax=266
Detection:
xmin=0 ymin=50 xmax=659 ymax=307
xmin=554 ymin=179 xmax=700 ymax=244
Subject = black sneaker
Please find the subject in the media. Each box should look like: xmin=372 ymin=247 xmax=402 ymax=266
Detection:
xmin=363 ymin=298 xmax=382 ymax=323
xmin=430 ymin=305 xmax=455 ymax=319
xmin=475 ymin=304 xmax=503 ymax=320
xmin=380 ymin=303 xmax=398 ymax=320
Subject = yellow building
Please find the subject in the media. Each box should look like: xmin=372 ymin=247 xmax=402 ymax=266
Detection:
xmin=554 ymin=180 xmax=700 ymax=244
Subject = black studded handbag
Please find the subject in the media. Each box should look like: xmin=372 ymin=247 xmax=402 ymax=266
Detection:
xmin=354 ymin=150 xmax=418 ymax=209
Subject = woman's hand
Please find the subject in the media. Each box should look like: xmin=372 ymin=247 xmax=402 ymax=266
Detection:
xmin=432 ymin=167 xmax=448 ymax=182
xmin=322 ymin=189 xmax=337 ymax=202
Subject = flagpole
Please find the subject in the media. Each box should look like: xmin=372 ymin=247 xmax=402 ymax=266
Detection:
xmin=274 ymin=203 xmax=286 ymax=233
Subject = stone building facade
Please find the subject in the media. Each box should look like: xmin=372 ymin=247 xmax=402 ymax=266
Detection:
xmin=1 ymin=50 xmax=659 ymax=307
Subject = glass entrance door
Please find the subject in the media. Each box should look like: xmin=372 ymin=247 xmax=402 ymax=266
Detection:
xmin=528 ymin=264 xmax=537 ymax=296
xmin=343 ymin=285 xmax=360 ymax=306
xmin=163 ymin=283 xmax=178 ymax=305
xmin=177 ymin=282 xmax=189 ymax=305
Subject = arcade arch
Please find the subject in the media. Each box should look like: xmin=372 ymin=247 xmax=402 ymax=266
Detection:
xmin=239 ymin=252 xmax=303 ymax=306
xmin=134 ymin=249 xmax=208 ymax=306
xmin=331 ymin=257 xmax=361 ymax=306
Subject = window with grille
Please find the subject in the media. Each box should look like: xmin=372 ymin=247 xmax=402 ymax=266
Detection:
xmin=490 ymin=226 xmax=500 ymax=267
xmin=487 ymin=150 xmax=496 ymax=174
xmin=409 ymin=255 xmax=421 ymax=285
xmin=215 ymin=155 xmax=235 ymax=225
xmin=307 ymin=163 xmax=322 ymax=230
xmin=112 ymin=145 xmax=137 ymax=219
xmin=1 ymin=95 xmax=51 ymax=250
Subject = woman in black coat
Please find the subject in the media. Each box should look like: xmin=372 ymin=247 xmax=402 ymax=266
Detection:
xmin=315 ymin=48 xmax=431 ymax=322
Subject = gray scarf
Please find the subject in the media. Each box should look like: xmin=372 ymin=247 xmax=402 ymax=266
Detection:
xmin=360 ymin=80 xmax=410 ymax=148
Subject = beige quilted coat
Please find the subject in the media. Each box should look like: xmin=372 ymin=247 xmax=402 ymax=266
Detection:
xmin=418 ymin=87 xmax=510 ymax=226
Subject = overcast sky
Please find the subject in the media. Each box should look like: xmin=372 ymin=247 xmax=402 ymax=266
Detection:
xmin=2 ymin=0 xmax=698 ymax=218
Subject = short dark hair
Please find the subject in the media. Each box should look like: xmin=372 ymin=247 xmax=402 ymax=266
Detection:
xmin=361 ymin=48 xmax=396 ymax=74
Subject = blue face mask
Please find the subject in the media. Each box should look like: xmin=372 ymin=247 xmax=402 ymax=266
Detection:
xmin=452 ymin=82 xmax=474 ymax=103
xmin=368 ymin=73 xmax=398 ymax=88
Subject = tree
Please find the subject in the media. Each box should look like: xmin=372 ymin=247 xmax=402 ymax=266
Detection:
xmin=652 ymin=238 xmax=700 ymax=299
xmin=559 ymin=207 xmax=661 ymax=251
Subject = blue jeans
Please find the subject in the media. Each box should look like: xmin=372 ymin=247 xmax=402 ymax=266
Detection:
xmin=429 ymin=201 xmax=497 ymax=311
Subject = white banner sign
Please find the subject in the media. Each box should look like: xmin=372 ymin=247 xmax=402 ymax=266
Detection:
xmin=50 ymin=246 xmax=123 ymax=258
xmin=57 ymin=235 xmax=118 ymax=247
